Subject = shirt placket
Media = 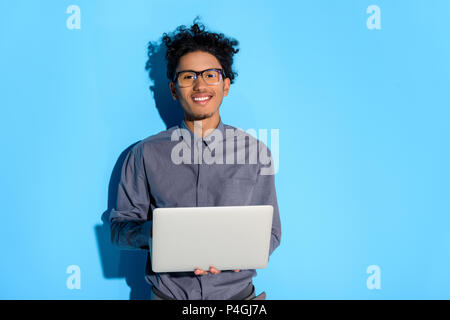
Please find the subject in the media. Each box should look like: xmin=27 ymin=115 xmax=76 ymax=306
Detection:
xmin=194 ymin=137 xmax=208 ymax=207
xmin=196 ymin=136 xmax=215 ymax=299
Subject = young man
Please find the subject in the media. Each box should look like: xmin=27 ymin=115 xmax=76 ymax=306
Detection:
xmin=110 ymin=20 xmax=281 ymax=300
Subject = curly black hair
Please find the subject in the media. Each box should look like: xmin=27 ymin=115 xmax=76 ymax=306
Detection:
xmin=161 ymin=17 xmax=240 ymax=84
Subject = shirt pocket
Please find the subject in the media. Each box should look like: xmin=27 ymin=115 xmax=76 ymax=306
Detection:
xmin=209 ymin=177 xmax=256 ymax=206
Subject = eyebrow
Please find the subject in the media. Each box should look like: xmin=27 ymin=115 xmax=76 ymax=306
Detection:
xmin=176 ymin=68 xmax=221 ymax=73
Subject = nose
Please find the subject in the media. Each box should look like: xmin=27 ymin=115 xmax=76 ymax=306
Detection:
xmin=192 ymin=74 xmax=208 ymax=90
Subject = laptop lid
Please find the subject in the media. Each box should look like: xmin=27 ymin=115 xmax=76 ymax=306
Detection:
xmin=151 ymin=205 xmax=273 ymax=273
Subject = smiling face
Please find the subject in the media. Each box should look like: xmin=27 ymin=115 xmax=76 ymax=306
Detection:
xmin=169 ymin=51 xmax=231 ymax=121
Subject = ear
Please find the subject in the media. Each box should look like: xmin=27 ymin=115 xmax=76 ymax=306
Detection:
xmin=169 ymin=82 xmax=178 ymax=100
xmin=223 ymin=77 xmax=231 ymax=97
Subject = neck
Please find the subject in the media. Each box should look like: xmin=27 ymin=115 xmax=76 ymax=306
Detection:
xmin=184 ymin=113 xmax=221 ymax=138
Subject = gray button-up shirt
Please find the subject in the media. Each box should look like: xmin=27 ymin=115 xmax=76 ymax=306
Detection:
xmin=109 ymin=119 xmax=281 ymax=300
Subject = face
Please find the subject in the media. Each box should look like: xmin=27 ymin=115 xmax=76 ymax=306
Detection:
xmin=169 ymin=51 xmax=231 ymax=121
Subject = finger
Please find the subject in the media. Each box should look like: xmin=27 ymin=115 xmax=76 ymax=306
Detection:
xmin=194 ymin=269 xmax=208 ymax=276
xmin=209 ymin=266 xmax=221 ymax=275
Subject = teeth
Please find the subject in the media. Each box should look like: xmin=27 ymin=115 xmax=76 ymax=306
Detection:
xmin=194 ymin=96 xmax=211 ymax=101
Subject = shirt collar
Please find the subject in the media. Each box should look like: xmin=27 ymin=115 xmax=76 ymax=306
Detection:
xmin=179 ymin=118 xmax=226 ymax=151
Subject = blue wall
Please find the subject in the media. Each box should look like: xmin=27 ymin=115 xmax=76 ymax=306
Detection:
xmin=1 ymin=0 xmax=449 ymax=299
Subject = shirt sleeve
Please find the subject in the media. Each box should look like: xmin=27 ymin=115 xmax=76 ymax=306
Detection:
xmin=252 ymin=143 xmax=282 ymax=256
xmin=109 ymin=143 xmax=152 ymax=251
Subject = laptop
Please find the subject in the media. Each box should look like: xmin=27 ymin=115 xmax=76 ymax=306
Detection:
xmin=151 ymin=205 xmax=273 ymax=273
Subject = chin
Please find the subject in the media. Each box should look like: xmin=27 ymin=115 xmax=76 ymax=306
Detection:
xmin=186 ymin=107 xmax=219 ymax=121
xmin=186 ymin=113 xmax=213 ymax=121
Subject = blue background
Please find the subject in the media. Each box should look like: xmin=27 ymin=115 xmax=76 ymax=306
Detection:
xmin=1 ymin=0 xmax=449 ymax=299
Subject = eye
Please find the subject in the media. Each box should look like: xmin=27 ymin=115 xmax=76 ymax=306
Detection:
xmin=204 ymin=71 xmax=218 ymax=78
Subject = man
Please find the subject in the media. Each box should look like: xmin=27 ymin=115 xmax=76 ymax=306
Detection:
xmin=110 ymin=20 xmax=281 ymax=300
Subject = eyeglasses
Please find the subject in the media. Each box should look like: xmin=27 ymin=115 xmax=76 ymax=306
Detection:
xmin=174 ymin=68 xmax=224 ymax=88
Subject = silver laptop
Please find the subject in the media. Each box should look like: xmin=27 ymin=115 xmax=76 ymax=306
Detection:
xmin=151 ymin=205 xmax=273 ymax=273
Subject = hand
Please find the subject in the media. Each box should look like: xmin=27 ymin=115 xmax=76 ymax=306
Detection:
xmin=194 ymin=266 xmax=240 ymax=276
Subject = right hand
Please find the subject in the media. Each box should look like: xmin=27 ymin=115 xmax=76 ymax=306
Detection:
xmin=194 ymin=266 xmax=240 ymax=276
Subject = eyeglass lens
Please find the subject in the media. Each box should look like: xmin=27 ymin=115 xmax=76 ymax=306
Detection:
xmin=177 ymin=69 xmax=221 ymax=87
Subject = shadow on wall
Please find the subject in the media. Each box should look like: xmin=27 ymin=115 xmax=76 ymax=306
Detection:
xmin=94 ymin=40 xmax=184 ymax=300
xmin=146 ymin=39 xmax=184 ymax=129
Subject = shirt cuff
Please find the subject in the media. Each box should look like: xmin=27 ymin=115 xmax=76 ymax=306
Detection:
xmin=140 ymin=220 xmax=152 ymax=251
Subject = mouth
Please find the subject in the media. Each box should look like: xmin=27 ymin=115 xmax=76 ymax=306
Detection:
xmin=191 ymin=94 xmax=213 ymax=105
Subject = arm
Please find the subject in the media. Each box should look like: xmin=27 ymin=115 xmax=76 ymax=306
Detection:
xmin=109 ymin=143 xmax=152 ymax=251
xmin=253 ymin=152 xmax=282 ymax=256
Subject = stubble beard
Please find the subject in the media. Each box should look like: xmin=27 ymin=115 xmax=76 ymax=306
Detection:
xmin=184 ymin=108 xmax=218 ymax=121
